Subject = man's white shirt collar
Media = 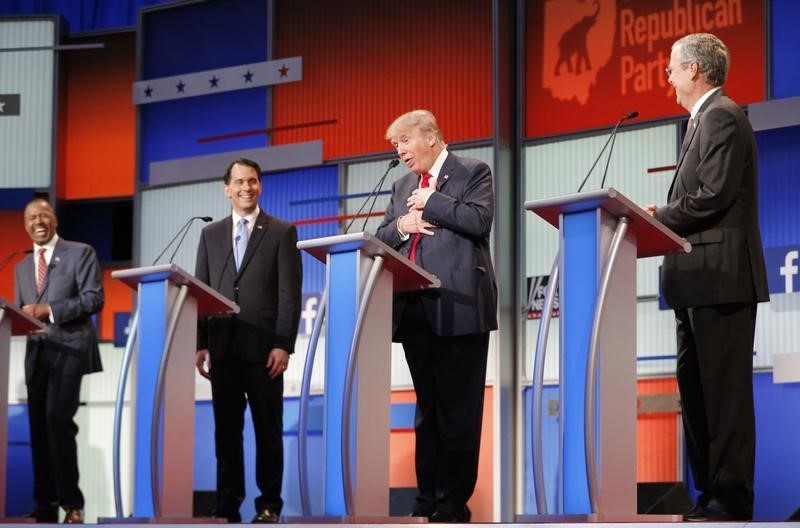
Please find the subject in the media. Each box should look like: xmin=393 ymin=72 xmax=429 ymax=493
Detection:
xmin=232 ymin=207 xmax=260 ymax=235
xmin=691 ymin=86 xmax=721 ymax=120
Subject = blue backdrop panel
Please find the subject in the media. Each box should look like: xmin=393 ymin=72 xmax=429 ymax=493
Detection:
xmin=0 ymin=0 xmax=171 ymax=33
xmin=138 ymin=0 xmax=269 ymax=184
xmin=771 ymin=0 xmax=800 ymax=99
xmin=756 ymin=125 xmax=800 ymax=249
xmin=259 ymin=166 xmax=340 ymax=296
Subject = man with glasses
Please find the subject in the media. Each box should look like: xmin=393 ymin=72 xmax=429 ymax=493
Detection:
xmin=645 ymin=33 xmax=768 ymax=521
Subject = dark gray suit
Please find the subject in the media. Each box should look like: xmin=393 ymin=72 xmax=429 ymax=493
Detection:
xmin=195 ymin=210 xmax=302 ymax=515
xmin=654 ymin=90 xmax=768 ymax=518
xmin=14 ymin=238 xmax=103 ymax=511
xmin=375 ymin=152 xmax=497 ymax=517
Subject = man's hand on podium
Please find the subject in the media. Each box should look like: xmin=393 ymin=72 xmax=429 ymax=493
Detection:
xmin=642 ymin=204 xmax=657 ymax=217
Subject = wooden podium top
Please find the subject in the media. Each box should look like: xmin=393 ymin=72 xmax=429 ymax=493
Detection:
xmin=298 ymin=232 xmax=441 ymax=292
xmin=525 ymin=188 xmax=691 ymax=258
xmin=0 ymin=295 xmax=46 ymax=335
xmin=111 ymin=264 xmax=239 ymax=316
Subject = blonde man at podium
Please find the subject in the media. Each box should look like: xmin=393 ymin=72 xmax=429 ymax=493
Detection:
xmin=645 ymin=33 xmax=768 ymax=521
xmin=375 ymin=110 xmax=498 ymax=523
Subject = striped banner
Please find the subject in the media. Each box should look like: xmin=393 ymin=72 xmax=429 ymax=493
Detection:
xmin=132 ymin=56 xmax=301 ymax=105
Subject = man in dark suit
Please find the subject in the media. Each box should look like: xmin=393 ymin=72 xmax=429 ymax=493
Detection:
xmin=375 ymin=110 xmax=497 ymax=523
xmin=645 ymin=33 xmax=769 ymax=521
xmin=195 ymin=158 xmax=302 ymax=523
xmin=14 ymin=198 xmax=104 ymax=524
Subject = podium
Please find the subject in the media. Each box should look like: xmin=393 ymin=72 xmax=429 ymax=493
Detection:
xmin=524 ymin=188 xmax=690 ymax=516
xmin=296 ymin=232 xmax=440 ymax=517
xmin=110 ymin=264 xmax=238 ymax=518
xmin=0 ymin=297 xmax=45 ymax=518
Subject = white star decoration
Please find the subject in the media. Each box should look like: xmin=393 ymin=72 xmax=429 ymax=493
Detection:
xmin=132 ymin=57 xmax=302 ymax=105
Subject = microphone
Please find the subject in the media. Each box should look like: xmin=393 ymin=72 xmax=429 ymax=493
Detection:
xmin=0 ymin=248 xmax=33 ymax=272
xmin=599 ymin=111 xmax=639 ymax=189
xmin=152 ymin=216 xmax=213 ymax=265
xmin=576 ymin=110 xmax=639 ymax=193
xmin=344 ymin=158 xmax=400 ymax=234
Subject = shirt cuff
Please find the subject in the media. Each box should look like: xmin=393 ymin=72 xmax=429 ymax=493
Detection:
xmin=397 ymin=216 xmax=410 ymax=241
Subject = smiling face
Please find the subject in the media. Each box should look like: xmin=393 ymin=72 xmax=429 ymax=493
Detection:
xmin=24 ymin=200 xmax=58 ymax=245
xmin=667 ymin=45 xmax=697 ymax=112
xmin=388 ymin=125 xmax=441 ymax=175
xmin=224 ymin=162 xmax=262 ymax=216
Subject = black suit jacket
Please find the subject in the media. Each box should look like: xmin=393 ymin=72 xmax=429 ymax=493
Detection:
xmin=14 ymin=239 xmax=104 ymax=384
xmin=655 ymin=90 xmax=769 ymax=308
xmin=375 ymin=152 xmax=498 ymax=338
xmin=195 ymin=210 xmax=302 ymax=363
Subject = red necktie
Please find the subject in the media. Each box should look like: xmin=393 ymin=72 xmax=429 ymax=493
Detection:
xmin=36 ymin=247 xmax=47 ymax=295
xmin=408 ymin=172 xmax=432 ymax=263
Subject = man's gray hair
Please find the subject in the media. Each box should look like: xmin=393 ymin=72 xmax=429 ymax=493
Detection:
xmin=673 ymin=33 xmax=730 ymax=87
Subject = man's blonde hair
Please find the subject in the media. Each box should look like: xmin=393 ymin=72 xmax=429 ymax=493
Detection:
xmin=385 ymin=109 xmax=447 ymax=149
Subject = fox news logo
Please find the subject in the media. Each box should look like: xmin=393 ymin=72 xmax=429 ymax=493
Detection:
xmin=525 ymin=275 xmax=560 ymax=320
xmin=766 ymin=247 xmax=800 ymax=294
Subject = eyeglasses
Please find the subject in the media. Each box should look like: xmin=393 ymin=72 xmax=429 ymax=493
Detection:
xmin=665 ymin=61 xmax=692 ymax=78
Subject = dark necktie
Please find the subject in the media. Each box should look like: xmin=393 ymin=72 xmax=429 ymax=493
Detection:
xmin=408 ymin=172 xmax=432 ymax=264
xmin=681 ymin=116 xmax=694 ymax=150
xmin=36 ymin=247 xmax=47 ymax=295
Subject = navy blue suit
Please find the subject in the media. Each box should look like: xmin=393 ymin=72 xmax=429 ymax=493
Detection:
xmin=376 ymin=152 xmax=497 ymax=516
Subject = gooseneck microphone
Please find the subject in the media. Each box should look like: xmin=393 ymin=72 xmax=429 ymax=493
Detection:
xmin=576 ymin=110 xmax=639 ymax=193
xmin=344 ymin=158 xmax=400 ymax=234
xmin=0 ymin=248 xmax=34 ymax=273
xmin=599 ymin=111 xmax=639 ymax=189
xmin=152 ymin=216 xmax=213 ymax=266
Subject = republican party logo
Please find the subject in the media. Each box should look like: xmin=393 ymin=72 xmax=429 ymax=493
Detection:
xmin=543 ymin=0 xmax=616 ymax=104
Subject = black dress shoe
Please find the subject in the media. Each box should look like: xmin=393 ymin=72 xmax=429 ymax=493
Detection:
xmin=429 ymin=506 xmax=471 ymax=523
xmin=683 ymin=498 xmax=749 ymax=522
xmin=210 ymin=508 xmax=242 ymax=523
xmin=63 ymin=509 xmax=85 ymax=524
xmin=251 ymin=508 xmax=280 ymax=524
xmin=25 ymin=507 xmax=59 ymax=523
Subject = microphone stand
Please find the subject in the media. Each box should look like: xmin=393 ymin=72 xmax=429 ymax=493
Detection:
xmin=600 ymin=111 xmax=638 ymax=189
xmin=168 ymin=216 xmax=213 ymax=263
xmin=344 ymin=158 xmax=400 ymax=234
xmin=0 ymin=249 xmax=33 ymax=273
xmin=577 ymin=111 xmax=638 ymax=192
xmin=152 ymin=216 xmax=211 ymax=266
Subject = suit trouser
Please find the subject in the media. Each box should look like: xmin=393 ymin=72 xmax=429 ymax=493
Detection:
xmin=27 ymin=349 xmax=84 ymax=510
xmin=399 ymin=297 xmax=489 ymax=515
xmin=210 ymin=354 xmax=284 ymax=514
xmin=675 ymin=302 xmax=757 ymax=518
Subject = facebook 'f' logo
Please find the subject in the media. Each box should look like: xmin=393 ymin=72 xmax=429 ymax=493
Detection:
xmin=780 ymin=250 xmax=799 ymax=293
xmin=765 ymin=246 xmax=800 ymax=295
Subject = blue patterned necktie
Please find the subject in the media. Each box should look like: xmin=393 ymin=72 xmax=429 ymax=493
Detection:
xmin=235 ymin=217 xmax=249 ymax=271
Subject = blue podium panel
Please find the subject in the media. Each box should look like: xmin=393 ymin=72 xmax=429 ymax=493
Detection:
xmin=560 ymin=210 xmax=598 ymax=514
xmin=134 ymin=280 xmax=169 ymax=516
xmin=324 ymin=251 xmax=358 ymax=515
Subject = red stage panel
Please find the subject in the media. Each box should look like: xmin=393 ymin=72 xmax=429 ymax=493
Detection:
xmin=272 ymin=0 xmax=493 ymax=160
xmin=0 ymin=211 xmax=35 ymax=301
xmin=526 ymin=0 xmax=765 ymax=138
xmin=59 ymin=32 xmax=136 ymax=200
